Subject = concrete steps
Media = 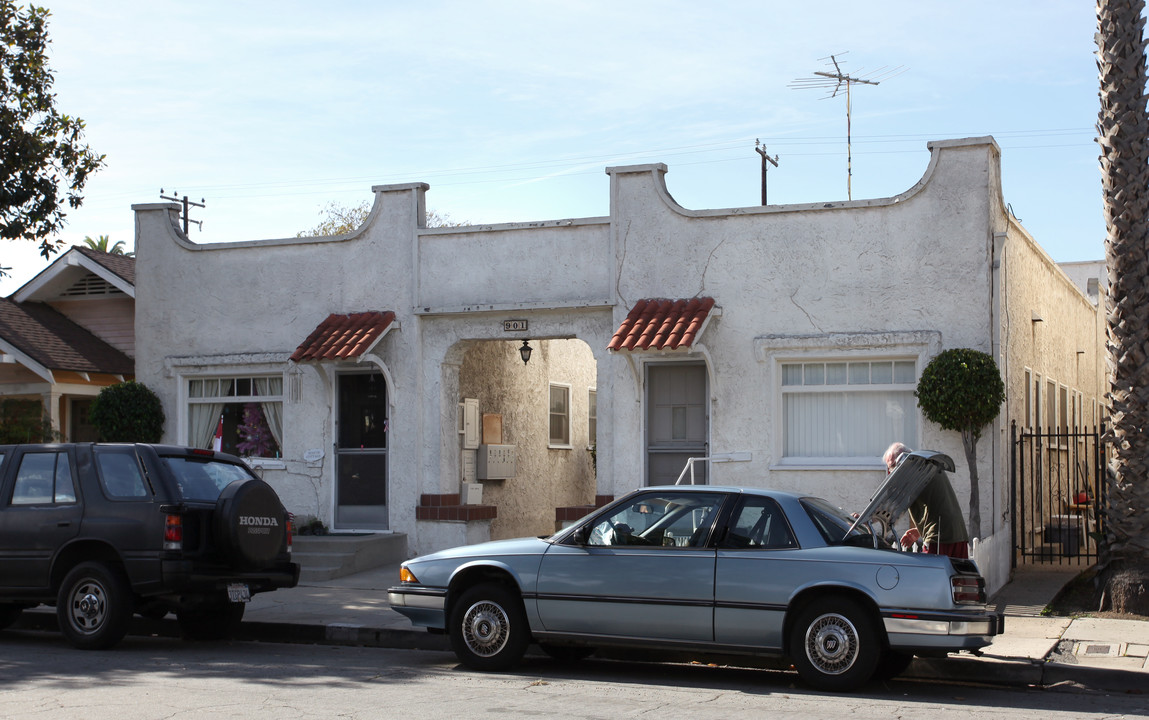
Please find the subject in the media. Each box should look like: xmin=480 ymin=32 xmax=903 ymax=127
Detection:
xmin=292 ymin=532 xmax=407 ymax=582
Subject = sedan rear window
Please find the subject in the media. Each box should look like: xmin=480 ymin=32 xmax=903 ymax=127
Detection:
xmin=163 ymin=456 xmax=256 ymax=501
xmin=802 ymin=497 xmax=874 ymax=546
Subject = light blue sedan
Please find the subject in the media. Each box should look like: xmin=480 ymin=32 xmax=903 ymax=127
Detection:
xmin=388 ymin=451 xmax=1003 ymax=691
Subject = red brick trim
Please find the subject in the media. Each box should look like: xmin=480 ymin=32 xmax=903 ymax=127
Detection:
xmin=416 ymin=493 xmax=496 ymax=522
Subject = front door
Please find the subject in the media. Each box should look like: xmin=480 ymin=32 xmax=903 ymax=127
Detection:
xmin=335 ymin=372 xmax=388 ymax=530
xmin=646 ymin=363 xmax=709 ymax=485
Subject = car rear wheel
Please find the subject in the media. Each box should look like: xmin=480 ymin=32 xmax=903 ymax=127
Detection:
xmin=178 ymin=597 xmax=246 ymax=641
xmin=57 ymin=562 xmax=134 ymax=650
xmin=449 ymin=583 xmax=529 ymax=671
xmin=789 ymin=597 xmax=880 ymax=691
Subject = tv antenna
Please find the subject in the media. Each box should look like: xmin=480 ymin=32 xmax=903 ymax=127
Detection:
xmin=790 ymin=53 xmax=905 ymax=199
xmin=754 ymin=140 xmax=779 ymax=206
xmin=159 ymin=189 xmax=206 ymax=235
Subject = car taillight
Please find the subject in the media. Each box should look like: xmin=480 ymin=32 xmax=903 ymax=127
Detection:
xmin=164 ymin=514 xmax=183 ymax=551
xmin=286 ymin=513 xmax=294 ymax=554
xmin=952 ymin=575 xmax=985 ymax=605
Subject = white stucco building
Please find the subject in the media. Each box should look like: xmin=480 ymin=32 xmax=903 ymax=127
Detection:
xmin=132 ymin=136 xmax=1107 ymax=593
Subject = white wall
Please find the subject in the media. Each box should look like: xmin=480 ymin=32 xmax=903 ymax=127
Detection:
xmin=135 ymin=137 xmax=1055 ymax=578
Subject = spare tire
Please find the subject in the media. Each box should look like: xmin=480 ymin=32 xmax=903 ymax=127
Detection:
xmin=214 ymin=479 xmax=288 ymax=570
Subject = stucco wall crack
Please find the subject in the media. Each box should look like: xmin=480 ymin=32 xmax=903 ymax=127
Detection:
xmin=789 ymin=289 xmax=825 ymax=333
xmin=699 ymin=237 xmax=726 ymax=296
xmin=615 ymin=220 xmax=631 ymax=308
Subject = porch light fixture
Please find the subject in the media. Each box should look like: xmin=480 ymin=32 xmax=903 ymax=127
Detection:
xmin=519 ymin=340 xmax=532 ymax=365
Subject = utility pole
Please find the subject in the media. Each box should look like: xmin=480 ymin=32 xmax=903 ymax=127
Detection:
xmin=755 ymin=140 xmax=779 ymax=205
xmin=159 ymin=189 xmax=206 ymax=234
xmin=790 ymin=53 xmax=903 ymax=200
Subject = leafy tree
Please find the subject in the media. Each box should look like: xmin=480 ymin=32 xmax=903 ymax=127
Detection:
xmin=89 ymin=381 xmax=164 ymax=443
xmin=1097 ymin=0 xmax=1149 ymax=613
xmin=0 ymin=2 xmax=105 ymax=277
xmin=296 ymin=200 xmax=464 ymax=237
xmin=80 ymin=234 xmax=131 ymax=256
xmin=914 ymin=348 xmax=1005 ymax=539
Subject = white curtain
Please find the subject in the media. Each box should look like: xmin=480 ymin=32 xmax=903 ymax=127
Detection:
xmin=783 ymin=389 xmax=917 ymax=458
xmin=189 ymin=403 xmax=224 ymax=450
xmin=255 ymin=377 xmax=283 ymax=449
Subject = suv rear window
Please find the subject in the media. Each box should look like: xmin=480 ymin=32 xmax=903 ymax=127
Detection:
xmin=163 ymin=456 xmax=256 ymax=501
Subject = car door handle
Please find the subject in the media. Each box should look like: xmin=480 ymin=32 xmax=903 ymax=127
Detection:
xmin=57 ymin=521 xmax=71 ymax=528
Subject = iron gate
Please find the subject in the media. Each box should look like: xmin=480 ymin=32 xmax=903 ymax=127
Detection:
xmin=1011 ymin=421 xmax=1107 ymax=566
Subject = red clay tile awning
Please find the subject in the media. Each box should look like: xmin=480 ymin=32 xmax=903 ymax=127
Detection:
xmin=290 ymin=311 xmax=396 ymax=362
xmin=608 ymin=297 xmax=716 ymax=351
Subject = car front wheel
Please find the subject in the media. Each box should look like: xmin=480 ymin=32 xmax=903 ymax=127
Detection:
xmin=789 ymin=597 xmax=880 ymax=691
xmin=56 ymin=562 xmax=134 ymax=650
xmin=449 ymin=583 xmax=529 ymax=671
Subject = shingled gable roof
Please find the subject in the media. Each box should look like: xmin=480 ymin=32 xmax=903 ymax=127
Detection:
xmin=76 ymin=247 xmax=135 ymax=286
xmin=12 ymin=246 xmax=135 ymax=302
xmin=608 ymin=297 xmax=716 ymax=351
xmin=0 ymin=298 xmax=134 ymax=376
xmin=290 ymin=311 xmax=397 ymax=362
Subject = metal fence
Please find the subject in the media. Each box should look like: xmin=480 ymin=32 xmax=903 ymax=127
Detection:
xmin=1011 ymin=421 xmax=1107 ymax=567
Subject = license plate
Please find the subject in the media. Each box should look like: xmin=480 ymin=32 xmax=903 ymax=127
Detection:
xmin=227 ymin=583 xmax=251 ymax=603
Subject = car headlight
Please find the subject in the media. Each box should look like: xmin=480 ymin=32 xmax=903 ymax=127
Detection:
xmin=400 ymin=566 xmax=419 ymax=584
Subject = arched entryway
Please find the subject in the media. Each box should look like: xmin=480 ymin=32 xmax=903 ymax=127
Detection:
xmin=455 ymin=337 xmax=597 ymax=539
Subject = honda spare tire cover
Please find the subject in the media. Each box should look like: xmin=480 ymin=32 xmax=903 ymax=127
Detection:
xmin=215 ymin=479 xmax=287 ymax=570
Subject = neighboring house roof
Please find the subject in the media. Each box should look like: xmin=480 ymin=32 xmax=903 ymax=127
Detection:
xmin=76 ymin=247 xmax=136 ymax=286
xmin=12 ymin=247 xmax=135 ymax=302
xmin=0 ymin=298 xmax=134 ymax=377
xmin=608 ymin=297 xmax=716 ymax=351
xmin=290 ymin=311 xmax=397 ymax=362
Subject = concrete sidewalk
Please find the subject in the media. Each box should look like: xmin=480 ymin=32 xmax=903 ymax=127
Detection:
xmin=15 ymin=562 xmax=1149 ymax=692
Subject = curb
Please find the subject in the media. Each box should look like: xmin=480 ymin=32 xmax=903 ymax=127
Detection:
xmin=12 ymin=612 xmax=1144 ymax=693
xmin=14 ymin=610 xmax=451 ymax=653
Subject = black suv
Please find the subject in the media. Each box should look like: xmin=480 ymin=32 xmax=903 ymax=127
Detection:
xmin=0 ymin=443 xmax=298 ymax=649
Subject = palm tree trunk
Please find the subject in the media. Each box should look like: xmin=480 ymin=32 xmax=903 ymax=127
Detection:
xmin=1097 ymin=0 xmax=1149 ymax=611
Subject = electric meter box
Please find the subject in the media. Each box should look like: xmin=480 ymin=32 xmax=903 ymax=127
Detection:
xmin=477 ymin=444 xmax=516 ymax=480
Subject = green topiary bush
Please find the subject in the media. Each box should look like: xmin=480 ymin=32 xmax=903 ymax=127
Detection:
xmin=915 ymin=348 xmax=1005 ymax=539
xmin=89 ymin=381 xmax=165 ymax=443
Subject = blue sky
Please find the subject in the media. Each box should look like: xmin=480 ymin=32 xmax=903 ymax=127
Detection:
xmin=1 ymin=0 xmax=1109 ymax=294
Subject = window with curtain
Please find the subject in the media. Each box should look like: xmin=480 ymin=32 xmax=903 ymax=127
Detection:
xmin=780 ymin=359 xmax=918 ymax=464
xmin=549 ymin=383 xmax=571 ymax=447
xmin=187 ymin=375 xmax=283 ymax=458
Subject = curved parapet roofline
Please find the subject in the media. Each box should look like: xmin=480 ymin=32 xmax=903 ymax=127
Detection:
xmin=131 ymin=182 xmax=430 ymax=252
xmin=606 ymin=136 xmax=1002 ymax=219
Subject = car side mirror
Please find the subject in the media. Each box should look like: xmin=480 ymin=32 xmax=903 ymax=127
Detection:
xmin=570 ymin=525 xmax=591 ymax=545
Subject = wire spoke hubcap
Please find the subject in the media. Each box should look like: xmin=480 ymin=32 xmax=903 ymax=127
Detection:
xmin=462 ymin=600 xmax=510 ymax=657
xmin=805 ymin=612 xmax=859 ymax=675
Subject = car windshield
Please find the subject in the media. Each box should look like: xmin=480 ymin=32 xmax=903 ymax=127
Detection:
xmin=163 ymin=456 xmax=255 ymax=501
xmin=802 ymin=497 xmax=875 ymax=546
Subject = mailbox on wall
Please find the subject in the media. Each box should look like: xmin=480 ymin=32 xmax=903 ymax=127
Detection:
xmin=477 ymin=444 xmax=516 ymax=480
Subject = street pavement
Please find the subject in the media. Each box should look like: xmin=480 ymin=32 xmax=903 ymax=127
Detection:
xmin=14 ymin=561 xmax=1149 ymax=693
